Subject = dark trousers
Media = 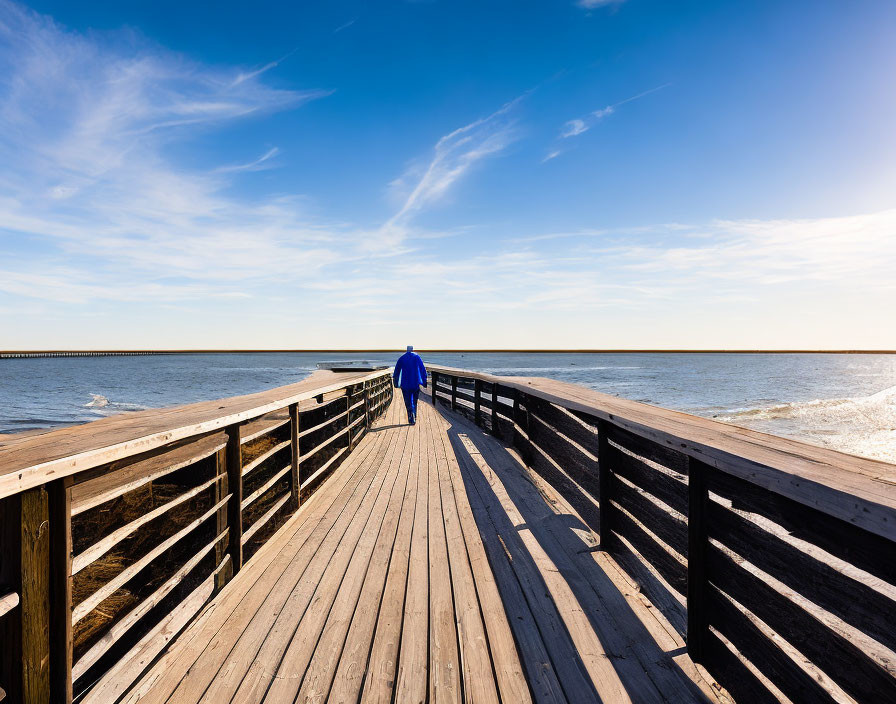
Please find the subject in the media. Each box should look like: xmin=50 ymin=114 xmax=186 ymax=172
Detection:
xmin=401 ymin=387 xmax=420 ymax=423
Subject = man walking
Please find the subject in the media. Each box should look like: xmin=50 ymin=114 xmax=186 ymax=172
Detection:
xmin=393 ymin=345 xmax=428 ymax=425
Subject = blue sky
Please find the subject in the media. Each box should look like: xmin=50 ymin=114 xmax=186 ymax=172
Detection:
xmin=1 ymin=0 xmax=895 ymax=349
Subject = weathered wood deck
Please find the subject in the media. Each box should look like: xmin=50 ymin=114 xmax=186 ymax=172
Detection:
xmin=109 ymin=393 xmax=720 ymax=704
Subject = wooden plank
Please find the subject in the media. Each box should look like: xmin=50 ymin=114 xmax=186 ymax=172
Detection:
xmin=80 ymin=573 xmax=216 ymax=704
xmin=289 ymin=402 xmax=300 ymax=508
xmin=299 ymin=408 xmax=414 ymax=703
xmin=451 ymin=432 xmax=609 ymax=702
xmin=613 ymin=503 xmax=688 ymax=597
xmin=434 ymin=410 xmax=537 ymax=704
xmin=687 ymin=457 xmax=709 ymax=664
xmin=72 ymin=529 xmax=225 ymax=682
xmin=706 ymin=466 xmax=896 ymax=587
xmin=21 ymin=486 xmax=50 ymax=704
xmin=0 ymin=592 xmax=18 ymax=619
xmin=300 ymin=425 xmax=350 ymax=463
xmin=239 ymin=415 xmax=289 ymax=445
xmin=72 ymin=494 xmax=229 ymax=624
xmin=297 ymin=410 xmax=348 ymax=439
xmin=474 ymin=378 xmax=482 ymax=426
xmin=359 ymin=420 xmax=423 ymax=703
xmin=49 ymin=478 xmax=73 ymax=704
xmin=613 ymin=477 xmax=688 ymax=557
xmin=214 ymin=448 xmax=228 ymax=592
xmin=72 ymin=474 xmax=220 ymax=574
xmin=240 ymin=463 xmax=290 ymax=511
xmin=300 ymin=446 xmax=349 ymax=489
xmin=456 ymin=410 xmax=714 ymax=703
xmin=527 ymin=412 xmax=599 ymax=496
xmin=707 ymin=495 xmax=896 ymax=654
xmin=609 ymin=444 xmax=688 ymax=515
xmin=154 ymin=413 xmax=397 ymax=703
xmin=706 ymin=586 xmax=835 ymax=703
xmin=225 ymin=423 xmax=243 ymax=573
xmin=597 ymin=420 xmax=615 ymax=551
xmin=427 ymin=365 xmax=896 ymax=542
xmin=425 ymin=412 xmax=462 ymax=704
xmin=260 ymin=403 xmax=412 ymax=704
xmin=122 ymin=416 xmax=390 ymax=704
xmin=200 ymin=406 xmax=404 ymax=703
xmin=392 ymin=412 xmax=430 ymax=704
xmin=330 ymin=413 xmax=419 ymax=703
xmin=708 ymin=546 xmax=896 ymax=702
xmin=1 ymin=369 xmax=389 ymax=500
xmin=525 ymin=396 xmax=599 ymax=456
xmin=240 ymin=494 xmax=289 ymax=547
xmin=429 ymin=408 xmax=501 ymax=704
xmin=240 ymin=439 xmax=290 ymax=477
xmin=71 ymin=435 xmax=225 ymax=516
xmin=701 ymin=630 xmax=780 ymax=704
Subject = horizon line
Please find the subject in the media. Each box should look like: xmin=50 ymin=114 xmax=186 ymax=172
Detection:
xmin=2 ymin=349 xmax=896 ymax=355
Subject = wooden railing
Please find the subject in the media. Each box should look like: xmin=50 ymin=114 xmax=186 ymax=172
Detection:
xmin=429 ymin=365 xmax=896 ymax=703
xmin=0 ymin=369 xmax=392 ymax=703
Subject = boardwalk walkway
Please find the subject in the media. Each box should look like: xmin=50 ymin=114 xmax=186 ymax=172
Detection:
xmin=112 ymin=393 xmax=721 ymax=704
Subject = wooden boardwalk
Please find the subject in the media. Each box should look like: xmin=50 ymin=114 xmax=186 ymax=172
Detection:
xmin=111 ymin=392 xmax=721 ymax=704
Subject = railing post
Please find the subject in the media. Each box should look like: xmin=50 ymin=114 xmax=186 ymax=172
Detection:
xmin=364 ymin=380 xmax=371 ymax=430
xmin=49 ymin=477 xmax=73 ymax=704
xmin=597 ymin=420 xmax=616 ymax=552
xmin=225 ymin=423 xmax=243 ymax=575
xmin=474 ymin=379 xmax=482 ymax=426
xmin=214 ymin=448 xmax=231 ymax=591
xmin=431 ymin=372 xmax=438 ymax=407
xmin=20 ymin=486 xmax=50 ymax=703
xmin=289 ymin=402 xmax=301 ymax=510
xmin=451 ymin=376 xmax=458 ymax=411
xmin=687 ymin=457 xmax=709 ymax=663
xmin=491 ymin=383 xmax=498 ymax=437
xmin=347 ymin=388 xmax=355 ymax=451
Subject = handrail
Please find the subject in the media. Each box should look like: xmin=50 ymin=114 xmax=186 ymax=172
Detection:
xmin=430 ymin=365 xmax=896 ymax=703
xmin=0 ymin=368 xmax=393 ymax=703
xmin=0 ymin=368 xmax=389 ymax=500
xmin=429 ymin=364 xmax=896 ymax=541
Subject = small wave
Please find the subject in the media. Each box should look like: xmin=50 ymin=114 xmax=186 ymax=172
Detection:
xmin=713 ymin=384 xmax=896 ymax=462
xmin=84 ymin=394 xmax=108 ymax=408
xmin=483 ymin=366 xmax=643 ymax=373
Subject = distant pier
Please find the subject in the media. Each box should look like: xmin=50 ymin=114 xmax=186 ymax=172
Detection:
xmin=0 ymin=351 xmax=160 ymax=358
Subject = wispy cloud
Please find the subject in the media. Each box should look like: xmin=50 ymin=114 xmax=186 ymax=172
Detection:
xmin=381 ymin=96 xmax=522 ymax=243
xmin=333 ymin=17 xmax=358 ymax=33
xmin=559 ymin=83 xmax=670 ymax=140
xmin=231 ymin=47 xmax=300 ymax=86
xmin=544 ymin=83 xmax=670 ymax=161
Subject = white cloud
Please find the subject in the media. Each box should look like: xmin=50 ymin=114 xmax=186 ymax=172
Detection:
xmin=381 ymin=96 xmax=521 ymax=244
xmin=560 ymin=118 xmax=588 ymax=138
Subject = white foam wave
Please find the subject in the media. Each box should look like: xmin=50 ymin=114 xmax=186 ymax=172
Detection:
xmin=84 ymin=394 xmax=108 ymax=408
xmin=714 ymin=385 xmax=896 ymax=462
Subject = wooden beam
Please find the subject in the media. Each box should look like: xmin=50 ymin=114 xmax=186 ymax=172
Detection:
xmin=687 ymin=457 xmax=709 ymax=663
xmin=431 ymin=372 xmax=438 ymax=408
xmin=491 ymin=383 xmax=498 ymax=437
xmin=20 ymin=486 xmax=50 ymax=704
xmin=225 ymin=424 xmax=243 ymax=574
xmin=597 ymin=419 xmax=615 ymax=552
xmin=474 ymin=379 xmax=482 ymax=426
xmin=48 ymin=478 xmax=73 ymax=704
xmin=214 ymin=449 xmax=228 ymax=592
xmin=451 ymin=376 xmax=458 ymax=411
xmin=289 ymin=403 xmax=300 ymax=509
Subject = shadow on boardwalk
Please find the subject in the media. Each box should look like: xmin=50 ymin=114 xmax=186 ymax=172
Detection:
xmin=439 ymin=406 xmax=713 ymax=704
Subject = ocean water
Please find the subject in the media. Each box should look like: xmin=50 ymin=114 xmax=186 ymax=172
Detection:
xmin=1 ymin=352 xmax=895 ymax=463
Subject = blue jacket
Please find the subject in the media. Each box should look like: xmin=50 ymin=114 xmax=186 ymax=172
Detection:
xmin=393 ymin=351 xmax=427 ymax=390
